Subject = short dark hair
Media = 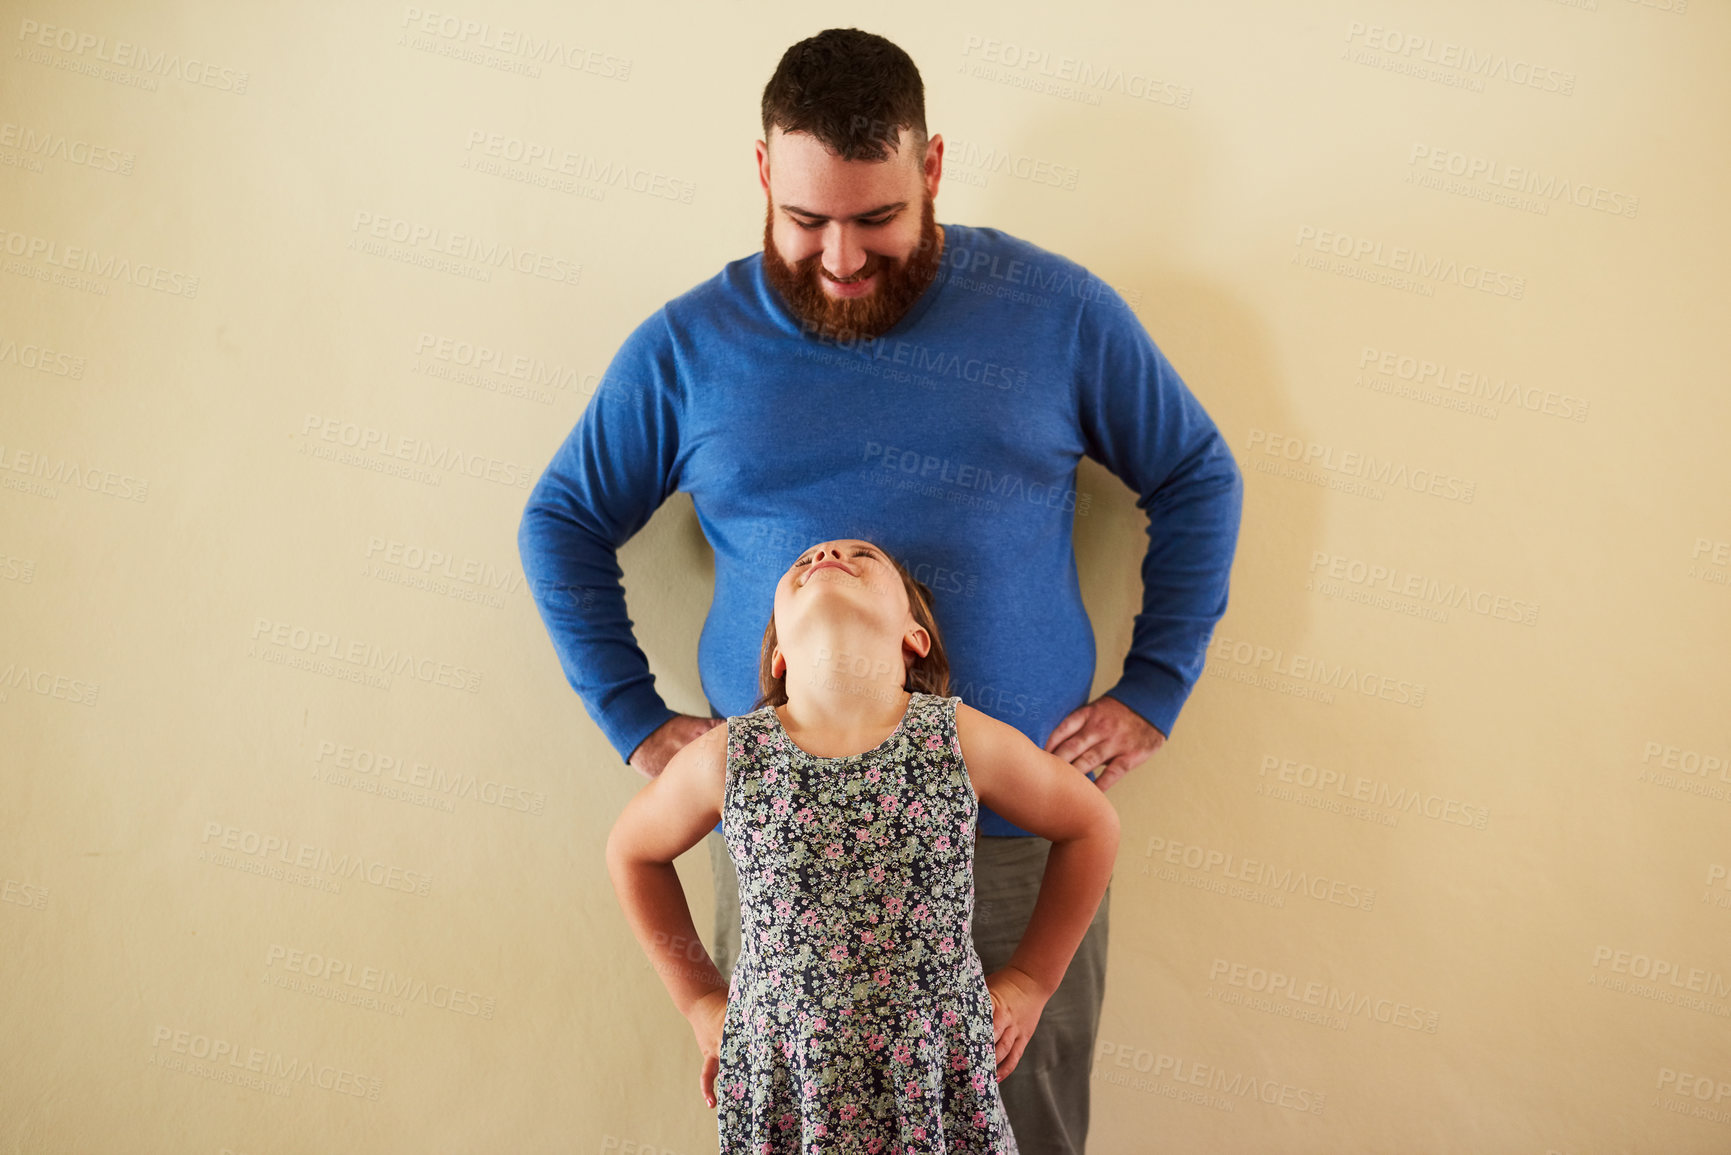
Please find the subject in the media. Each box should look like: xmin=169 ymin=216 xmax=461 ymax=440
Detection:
xmin=761 ymin=28 xmax=928 ymax=164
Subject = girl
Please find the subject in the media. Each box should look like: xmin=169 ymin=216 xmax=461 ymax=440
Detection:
xmin=606 ymin=537 xmax=1119 ymax=1153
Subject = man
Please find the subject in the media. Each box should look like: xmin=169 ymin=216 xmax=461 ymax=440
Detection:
xmin=518 ymin=27 xmax=1243 ymax=1154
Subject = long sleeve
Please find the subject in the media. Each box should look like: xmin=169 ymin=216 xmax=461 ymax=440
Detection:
xmin=517 ymin=308 xmax=686 ymax=764
xmin=1074 ymin=292 xmax=1244 ymax=739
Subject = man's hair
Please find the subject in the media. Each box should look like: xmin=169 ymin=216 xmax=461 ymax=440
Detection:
xmin=761 ymin=28 xmax=928 ymax=164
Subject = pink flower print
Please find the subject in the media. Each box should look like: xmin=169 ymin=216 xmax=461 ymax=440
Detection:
xmin=855 ymin=827 xmax=872 ymax=842
xmin=813 ymin=1016 xmax=827 ymax=1031
xmin=773 ymin=898 xmax=792 ymax=917
xmin=973 ymin=1110 xmax=989 ymax=1128
xmin=934 ymin=834 xmax=950 ymax=852
xmin=750 ymin=829 xmax=764 ymax=845
xmin=815 ymin=1123 xmax=829 ymax=1137
xmin=904 ymin=1080 xmax=922 ymax=1100
xmin=879 ymin=793 xmax=899 ymax=814
xmin=952 ymin=737 xmax=964 ymax=758
xmin=860 ymin=930 xmax=876 ymax=945
xmin=802 ymin=1078 xmax=818 ymax=1099
xmin=865 ymin=767 xmax=881 ymax=783
xmin=764 ymin=766 xmax=777 ymax=784
xmin=949 ymin=1052 xmax=968 ymax=1071
xmin=925 ymin=734 xmax=942 ymax=749
xmin=730 ymin=1080 xmax=747 ymax=1099
xmin=911 ymin=902 xmax=929 ymax=920
xmin=941 ymin=1008 xmax=958 ymax=1026
xmin=866 ymin=1138 xmax=886 ymax=1155
xmin=800 ymin=910 xmax=819 ymax=927
xmin=907 ymin=799 xmax=925 ymax=819
xmin=971 ymin=1071 xmax=988 ymax=1092
xmin=884 ymin=896 xmax=902 ymax=915
xmin=796 ymin=806 xmax=813 ymax=824
xmin=873 ymin=966 xmax=893 ymax=986
xmin=866 ymin=1032 xmax=886 ymax=1050
xmin=868 ymin=864 xmax=885 ymax=883
xmin=828 ymin=943 xmax=849 ymax=961
xmin=839 ymin=1102 xmax=858 ymax=1121
xmin=893 ymin=1044 xmax=912 ymax=1064
xmin=771 ymin=795 xmax=790 ymax=815
xmin=754 ymin=733 xmax=772 ymax=745
xmin=939 ymin=935 xmax=954 ymax=953
xmin=825 ymin=843 xmax=842 ymax=859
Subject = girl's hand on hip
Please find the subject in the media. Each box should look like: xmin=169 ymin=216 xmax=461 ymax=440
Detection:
xmin=985 ymin=965 xmax=1050 ymax=1082
xmin=685 ymin=988 xmax=729 ymax=1108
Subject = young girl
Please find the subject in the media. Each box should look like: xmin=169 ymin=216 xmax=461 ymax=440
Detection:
xmin=606 ymin=537 xmax=1120 ymax=1153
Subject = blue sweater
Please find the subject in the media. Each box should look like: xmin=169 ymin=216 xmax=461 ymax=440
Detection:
xmin=518 ymin=222 xmax=1243 ymax=836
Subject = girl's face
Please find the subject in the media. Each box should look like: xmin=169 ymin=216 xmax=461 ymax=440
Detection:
xmin=771 ymin=538 xmax=914 ymax=652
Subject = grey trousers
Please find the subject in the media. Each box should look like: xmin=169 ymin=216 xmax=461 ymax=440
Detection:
xmin=706 ymin=828 xmax=1111 ymax=1154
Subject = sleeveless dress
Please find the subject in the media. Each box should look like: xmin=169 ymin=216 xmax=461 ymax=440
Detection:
xmin=717 ymin=690 xmax=1019 ymax=1154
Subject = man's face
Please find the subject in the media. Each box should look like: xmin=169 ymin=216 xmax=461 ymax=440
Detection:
xmin=757 ymin=125 xmax=945 ymax=343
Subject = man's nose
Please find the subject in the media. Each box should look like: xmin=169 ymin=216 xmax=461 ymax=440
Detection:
xmin=821 ymin=231 xmax=869 ymax=281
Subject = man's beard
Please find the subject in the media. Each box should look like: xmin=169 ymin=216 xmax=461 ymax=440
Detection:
xmin=761 ymin=194 xmax=944 ymax=343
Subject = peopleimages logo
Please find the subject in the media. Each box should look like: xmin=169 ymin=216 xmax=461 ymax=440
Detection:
xmin=200 ymin=820 xmax=436 ymax=896
xmin=1294 ymin=225 xmax=1525 ymax=299
xmin=1143 ymin=835 xmax=1377 ymax=910
xmin=15 ymin=18 xmax=251 ymax=93
xmin=1342 ymin=21 xmax=1575 ymax=95
xmin=1257 ymin=753 xmax=1491 ymax=830
xmin=148 ymin=1025 xmax=381 ymax=1099
xmin=1207 ymin=958 xmax=1440 ymax=1033
xmin=0 ymin=225 xmax=199 ymax=297
xmin=861 ymin=441 xmax=1090 ymax=516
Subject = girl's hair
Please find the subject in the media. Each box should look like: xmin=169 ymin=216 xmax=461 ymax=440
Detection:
xmin=751 ymin=545 xmax=951 ymax=711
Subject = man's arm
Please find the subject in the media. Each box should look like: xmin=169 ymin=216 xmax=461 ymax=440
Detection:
xmin=518 ymin=309 xmax=686 ymax=765
xmin=1074 ymin=289 xmax=1245 ymax=740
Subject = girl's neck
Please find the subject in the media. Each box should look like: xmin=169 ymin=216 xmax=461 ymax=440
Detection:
xmin=776 ymin=686 xmax=913 ymax=758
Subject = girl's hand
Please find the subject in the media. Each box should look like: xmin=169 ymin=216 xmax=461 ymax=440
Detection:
xmin=685 ymin=988 xmax=729 ymax=1108
xmin=984 ymin=966 xmax=1050 ymax=1082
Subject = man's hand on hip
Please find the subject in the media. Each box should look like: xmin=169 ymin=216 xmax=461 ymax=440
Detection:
xmin=1043 ymin=695 xmax=1165 ymax=791
xmin=628 ymin=714 xmax=726 ymax=779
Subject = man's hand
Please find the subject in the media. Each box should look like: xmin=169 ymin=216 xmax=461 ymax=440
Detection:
xmin=685 ymin=987 xmax=729 ymax=1108
xmin=985 ymin=965 xmax=1049 ymax=1082
xmin=1043 ymin=695 xmax=1166 ymax=791
xmin=628 ymin=714 xmax=726 ymax=779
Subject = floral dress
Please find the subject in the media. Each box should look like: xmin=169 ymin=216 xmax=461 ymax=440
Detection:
xmin=717 ymin=691 xmax=1019 ymax=1154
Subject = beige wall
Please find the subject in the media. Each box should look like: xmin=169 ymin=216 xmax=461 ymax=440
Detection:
xmin=2 ymin=2 xmax=1727 ymax=1152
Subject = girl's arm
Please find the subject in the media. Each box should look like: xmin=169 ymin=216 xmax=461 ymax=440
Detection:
xmin=604 ymin=721 xmax=732 ymax=1018
xmin=955 ymin=701 xmax=1121 ymax=999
